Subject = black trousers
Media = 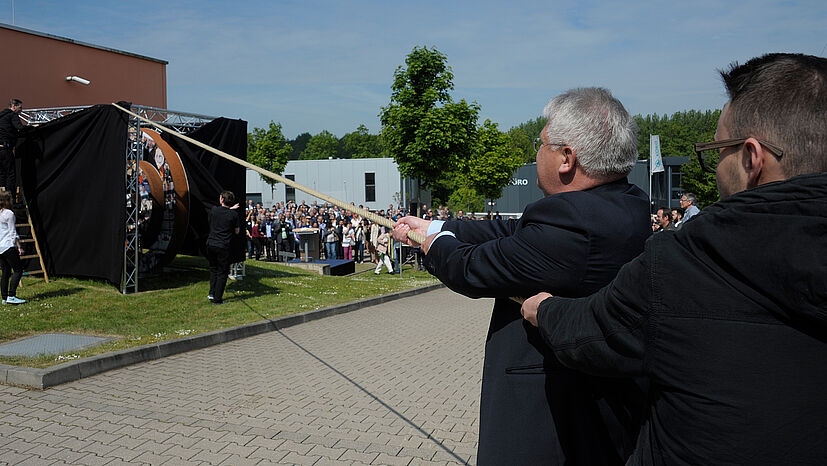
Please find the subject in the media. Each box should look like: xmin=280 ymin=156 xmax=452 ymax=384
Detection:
xmin=0 ymin=247 xmax=23 ymax=300
xmin=264 ymin=237 xmax=275 ymax=260
xmin=206 ymin=245 xmax=231 ymax=302
xmin=0 ymin=146 xmax=16 ymax=195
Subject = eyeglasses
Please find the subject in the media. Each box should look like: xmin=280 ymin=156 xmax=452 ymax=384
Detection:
xmin=693 ymin=138 xmax=784 ymax=174
xmin=533 ymin=137 xmax=566 ymax=152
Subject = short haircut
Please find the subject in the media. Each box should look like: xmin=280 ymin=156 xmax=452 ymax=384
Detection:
xmin=720 ymin=53 xmax=827 ymax=176
xmin=683 ymin=192 xmax=697 ymax=205
xmin=658 ymin=207 xmax=672 ymax=222
xmin=543 ymin=87 xmax=638 ymax=177
xmin=220 ymin=190 xmax=235 ymax=206
xmin=9 ymin=98 xmax=22 ymax=107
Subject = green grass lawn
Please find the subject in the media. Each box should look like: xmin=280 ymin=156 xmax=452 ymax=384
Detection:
xmin=0 ymin=256 xmax=438 ymax=368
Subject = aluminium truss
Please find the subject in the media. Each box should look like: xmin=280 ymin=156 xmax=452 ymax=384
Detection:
xmin=20 ymin=104 xmax=217 ymax=293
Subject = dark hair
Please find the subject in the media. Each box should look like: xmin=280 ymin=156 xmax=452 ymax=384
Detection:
xmin=9 ymin=98 xmax=22 ymax=107
xmin=658 ymin=207 xmax=672 ymax=222
xmin=0 ymin=191 xmax=12 ymax=210
xmin=220 ymin=190 xmax=235 ymax=206
xmin=720 ymin=53 xmax=827 ymax=176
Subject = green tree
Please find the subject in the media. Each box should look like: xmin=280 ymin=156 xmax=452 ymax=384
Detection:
xmin=681 ymin=147 xmax=720 ymax=208
xmin=247 ymin=121 xmax=292 ymax=187
xmin=633 ymin=109 xmax=721 ymax=207
xmin=289 ymin=132 xmax=312 ymax=160
xmin=446 ymin=181 xmax=484 ymax=214
xmin=300 ymin=130 xmax=339 ymax=160
xmin=467 ymin=120 xmax=524 ymax=213
xmin=340 ymin=124 xmax=384 ymax=159
xmin=379 ymin=46 xmax=479 ymax=214
xmin=507 ymin=116 xmax=546 ymax=163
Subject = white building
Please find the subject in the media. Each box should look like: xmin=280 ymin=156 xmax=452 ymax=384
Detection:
xmin=246 ymin=158 xmax=420 ymax=210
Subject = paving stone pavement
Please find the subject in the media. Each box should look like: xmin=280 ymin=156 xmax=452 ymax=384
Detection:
xmin=0 ymin=288 xmax=492 ymax=465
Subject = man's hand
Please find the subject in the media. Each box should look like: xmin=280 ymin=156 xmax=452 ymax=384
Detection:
xmin=393 ymin=216 xmax=431 ymax=247
xmin=521 ymin=292 xmax=553 ymax=327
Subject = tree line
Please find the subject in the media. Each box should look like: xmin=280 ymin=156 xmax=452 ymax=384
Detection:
xmin=248 ymin=46 xmax=721 ymax=213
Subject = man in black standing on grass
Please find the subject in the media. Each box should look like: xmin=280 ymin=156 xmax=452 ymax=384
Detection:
xmin=206 ymin=190 xmax=239 ymax=305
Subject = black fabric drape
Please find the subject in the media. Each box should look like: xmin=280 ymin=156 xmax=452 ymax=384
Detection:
xmin=162 ymin=118 xmax=247 ymax=261
xmin=17 ymin=104 xmax=128 ymax=285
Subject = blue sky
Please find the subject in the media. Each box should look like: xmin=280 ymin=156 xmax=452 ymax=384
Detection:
xmin=4 ymin=0 xmax=826 ymax=138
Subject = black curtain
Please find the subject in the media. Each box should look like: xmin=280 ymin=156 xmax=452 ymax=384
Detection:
xmin=162 ymin=118 xmax=247 ymax=261
xmin=17 ymin=104 xmax=128 ymax=285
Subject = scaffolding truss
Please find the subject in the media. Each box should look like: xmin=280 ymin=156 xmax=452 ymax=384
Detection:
xmin=19 ymin=104 xmax=216 ymax=294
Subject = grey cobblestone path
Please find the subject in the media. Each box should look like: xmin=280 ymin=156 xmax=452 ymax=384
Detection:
xmin=0 ymin=288 xmax=491 ymax=465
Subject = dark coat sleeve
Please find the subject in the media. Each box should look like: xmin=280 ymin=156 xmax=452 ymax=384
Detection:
xmin=442 ymin=217 xmax=521 ymax=243
xmin=536 ymin=247 xmax=651 ymax=377
xmin=425 ymin=197 xmax=589 ymax=299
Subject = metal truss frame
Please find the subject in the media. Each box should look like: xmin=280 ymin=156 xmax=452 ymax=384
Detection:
xmin=20 ymin=104 xmax=216 ymax=293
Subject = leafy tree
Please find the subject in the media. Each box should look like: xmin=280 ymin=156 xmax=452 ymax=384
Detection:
xmin=633 ymin=109 xmax=721 ymax=207
xmin=289 ymin=132 xmax=312 ymax=160
xmin=447 ymin=181 xmax=484 ymax=214
xmin=379 ymin=46 xmax=479 ymax=214
xmin=340 ymin=124 xmax=384 ymax=159
xmin=247 ymin=122 xmax=292 ymax=187
xmin=467 ymin=120 xmax=524 ymax=213
xmin=507 ymin=116 xmax=546 ymax=163
xmin=681 ymin=149 xmax=720 ymax=208
xmin=300 ymin=130 xmax=339 ymax=160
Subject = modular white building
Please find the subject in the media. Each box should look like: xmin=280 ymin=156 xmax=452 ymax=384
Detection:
xmin=246 ymin=158 xmax=423 ymax=210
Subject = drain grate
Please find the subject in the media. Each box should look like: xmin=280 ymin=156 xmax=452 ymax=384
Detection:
xmin=0 ymin=333 xmax=112 ymax=357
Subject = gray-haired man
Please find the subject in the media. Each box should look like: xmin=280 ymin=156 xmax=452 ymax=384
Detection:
xmin=394 ymin=88 xmax=651 ymax=464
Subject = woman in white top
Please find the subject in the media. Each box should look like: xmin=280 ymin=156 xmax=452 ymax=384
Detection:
xmin=0 ymin=191 xmax=25 ymax=304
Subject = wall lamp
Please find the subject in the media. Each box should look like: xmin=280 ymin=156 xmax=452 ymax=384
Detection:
xmin=65 ymin=75 xmax=91 ymax=85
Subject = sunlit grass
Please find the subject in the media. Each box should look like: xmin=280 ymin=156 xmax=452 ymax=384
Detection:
xmin=0 ymin=255 xmax=437 ymax=368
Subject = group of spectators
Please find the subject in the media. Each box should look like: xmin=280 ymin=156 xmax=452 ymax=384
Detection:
xmin=243 ymin=200 xmax=499 ymax=268
xmin=651 ymin=192 xmax=701 ymax=231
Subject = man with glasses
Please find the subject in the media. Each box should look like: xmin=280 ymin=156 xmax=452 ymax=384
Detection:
xmin=521 ymin=53 xmax=827 ymax=464
xmin=393 ymin=88 xmax=650 ymax=464
xmin=678 ymin=192 xmax=699 ymax=224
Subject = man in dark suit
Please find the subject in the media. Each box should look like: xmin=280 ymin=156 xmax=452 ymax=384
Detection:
xmin=393 ymin=87 xmax=651 ymax=464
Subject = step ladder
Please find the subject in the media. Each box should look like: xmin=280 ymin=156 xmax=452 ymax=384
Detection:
xmin=14 ymin=200 xmax=49 ymax=284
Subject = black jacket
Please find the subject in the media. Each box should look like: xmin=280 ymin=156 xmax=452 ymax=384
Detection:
xmin=0 ymin=108 xmax=24 ymax=145
xmin=537 ymin=172 xmax=827 ymax=465
xmin=426 ymin=178 xmax=652 ymax=465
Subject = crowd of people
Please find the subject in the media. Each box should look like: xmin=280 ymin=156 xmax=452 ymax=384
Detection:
xmin=243 ymin=200 xmax=496 ymax=266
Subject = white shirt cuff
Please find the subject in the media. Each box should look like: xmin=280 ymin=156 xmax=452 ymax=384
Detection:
xmin=431 ymin=230 xmax=456 ymax=245
xmin=427 ymin=220 xmax=445 ymax=237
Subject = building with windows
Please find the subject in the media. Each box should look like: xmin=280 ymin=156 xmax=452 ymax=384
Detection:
xmin=246 ymin=158 xmax=418 ymax=210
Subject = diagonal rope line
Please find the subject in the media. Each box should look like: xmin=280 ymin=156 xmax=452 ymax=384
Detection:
xmin=241 ymin=301 xmax=469 ymax=464
xmin=111 ymin=102 xmax=426 ymax=245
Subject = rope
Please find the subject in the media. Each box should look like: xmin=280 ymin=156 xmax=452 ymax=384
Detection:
xmin=111 ymin=103 xmax=426 ymax=245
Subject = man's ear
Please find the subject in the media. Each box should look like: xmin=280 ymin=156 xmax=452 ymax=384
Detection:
xmin=558 ymin=146 xmax=577 ymax=174
xmin=743 ymin=138 xmax=766 ymax=188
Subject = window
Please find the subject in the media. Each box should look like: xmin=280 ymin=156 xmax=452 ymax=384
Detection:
xmin=285 ymin=174 xmax=295 ymax=202
xmin=364 ymin=172 xmax=376 ymax=202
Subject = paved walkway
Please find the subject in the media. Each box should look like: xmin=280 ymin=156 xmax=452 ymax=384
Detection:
xmin=0 ymin=288 xmax=491 ymax=465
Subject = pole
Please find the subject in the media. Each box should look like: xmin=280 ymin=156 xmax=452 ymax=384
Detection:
xmin=111 ymin=103 xmax=426 ymax=245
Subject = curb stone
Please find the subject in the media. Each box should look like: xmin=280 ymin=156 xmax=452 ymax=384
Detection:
xmin=0 ymin=283 xmax=444 ymax=389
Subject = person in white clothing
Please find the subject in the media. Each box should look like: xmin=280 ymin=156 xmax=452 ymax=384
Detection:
xmin=374 ymin=230 xmax=394 ymax=274
xmin=0 ymin=191 xmax=25 ymax=304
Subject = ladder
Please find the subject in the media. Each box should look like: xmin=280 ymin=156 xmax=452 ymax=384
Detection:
xmin=14 ymin=201 xmax=49 ymax=283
